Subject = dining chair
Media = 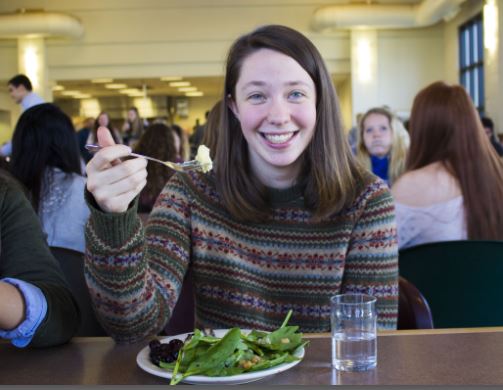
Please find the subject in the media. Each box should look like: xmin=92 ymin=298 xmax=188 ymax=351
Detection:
xmin=50 ymin=246 xmax=107 ymax=336
xmin=398 ymin=276 xmax=434 ymax=330
xmin=140 ymin=211 xmax=196 ymax=335
xmin=162 ymin=267 xmax=196 ymax=336
xmin=399 ymin=240 xmax=503 ymax=328
xmin=138 ymin=213 xmax=195 ymax=336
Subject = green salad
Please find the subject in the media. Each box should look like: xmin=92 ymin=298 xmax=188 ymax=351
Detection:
xmin=156 ymin=310 xmax=308 ymax=385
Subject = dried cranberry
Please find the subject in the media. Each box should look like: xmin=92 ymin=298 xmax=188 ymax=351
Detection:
xmin=149 ymin=339 xmax=161 ymax=350
xmin=169 ymin=338 xmax=184 ymax=352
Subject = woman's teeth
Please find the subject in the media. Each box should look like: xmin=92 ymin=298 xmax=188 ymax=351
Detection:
xmin=262 ymin=132 xmax=296 ymax=144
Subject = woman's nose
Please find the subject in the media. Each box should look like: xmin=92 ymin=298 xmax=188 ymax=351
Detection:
xmin=267 ymin=99 xmax=290 ymax=126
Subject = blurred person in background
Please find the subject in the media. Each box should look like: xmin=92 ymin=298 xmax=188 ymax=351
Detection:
xmin=2 ymin=74 xmax=45 ymax=157
xmin=201 ymin=100 xmax=223 ymax=160
xmin=7 ymin=74 xmax=44 ymax=112
xmin=171 ymin=124 xmax=188 ymax=161
xmin=189 ymin=111 xmax=208 ymax=158
xmin=134 ymin=123 xmax=179 ymax=213
xmin=480 ymin=115 xmax=503 ymax=157
xmin=122 ymin=106 xmax=147 ymax=147
xmin=356 ymin=107 xmax=408 ymax=186
xmin=76 ymin=117 xmax=95 ymax=163
xmin=87 ymin=111 xmax=123 ymax=146
xmin=392 ymin=81 xmax=503 ymax=249
xmin=10 ymin=103 xmax=90 ymax=254
xmin=347 ymin=113 xmax=363 ymax=155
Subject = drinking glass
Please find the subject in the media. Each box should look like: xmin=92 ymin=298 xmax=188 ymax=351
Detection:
xmin=330 ymin=293 xmax=377 ymax=371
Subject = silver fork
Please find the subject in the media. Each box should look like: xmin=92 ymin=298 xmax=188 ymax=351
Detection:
xmin=85 ymin=144 xmax=209 ymax=172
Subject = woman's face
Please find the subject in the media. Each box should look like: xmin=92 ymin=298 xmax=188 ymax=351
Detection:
xmin=230 ymin=48 xmax=316 ymax=186
xmin=362 ymin=113 xmax=392 ymax=158
xmin=98 ymin=113 xmax=110 ymax=127
xmin=127 ymin=109 xmax=137 ymax=122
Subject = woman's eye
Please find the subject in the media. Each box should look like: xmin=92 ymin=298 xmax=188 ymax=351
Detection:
xmin=289 ymin=91 xmax=305 ymax=100
xmin=247 ymin=93 xmax=265 ymax=102
xmin=365 ymin=128 xmax=373 ymax=134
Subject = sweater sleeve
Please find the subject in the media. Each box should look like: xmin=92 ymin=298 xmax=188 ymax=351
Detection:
xmin=342 ymin=179 xmax=399 ymax=330
xmin=0 ymin=180 xmax=80 ymax=347
xmin=84 ymin=173 xmax=192 ymax=344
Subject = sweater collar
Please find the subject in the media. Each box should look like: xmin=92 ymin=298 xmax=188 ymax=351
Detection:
xmin=267 ymin=183 xmax=304 ymax=207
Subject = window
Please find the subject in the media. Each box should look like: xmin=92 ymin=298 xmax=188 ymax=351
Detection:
xmin=459 ymin=13 xmax=484 ymax=113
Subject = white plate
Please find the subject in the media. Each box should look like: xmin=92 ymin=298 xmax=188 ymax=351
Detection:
xmin=136 ymin=329 xmax=305 ymax=385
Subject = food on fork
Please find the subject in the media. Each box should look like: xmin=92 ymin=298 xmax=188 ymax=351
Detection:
xmin=194 ymin=145 xmax=213 ymax=173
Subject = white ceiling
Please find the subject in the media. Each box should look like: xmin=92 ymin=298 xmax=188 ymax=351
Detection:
xmin=7 ymin=0 xmax=422 ymax=100
xmin=53 ymin=76 xmax=225 ymax=100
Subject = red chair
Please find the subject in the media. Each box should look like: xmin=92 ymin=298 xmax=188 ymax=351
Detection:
xmin=162 ymin=267 xmax=196 ymax=335
xmin=398 ymin=276 xmax=434 ymax=330
xmin=140 ymin=212 xmax=196 ymax=336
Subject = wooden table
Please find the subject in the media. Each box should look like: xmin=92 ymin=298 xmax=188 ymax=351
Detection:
xmin=1 ymin=328 xmax=503 ymax=385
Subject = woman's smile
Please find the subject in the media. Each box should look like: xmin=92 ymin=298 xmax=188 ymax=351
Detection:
xmin=259 ymin=130 xmax=299 ymax=147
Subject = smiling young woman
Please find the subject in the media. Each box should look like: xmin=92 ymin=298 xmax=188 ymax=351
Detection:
xmin=84 ymin=25 xmax=398 ymax=343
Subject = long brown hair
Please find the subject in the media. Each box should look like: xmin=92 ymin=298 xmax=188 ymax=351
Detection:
xmin=407 ymin=81 xmax=503 ymax=240
xmin=201 ymin=100 xmax=222 ymax=160
xmin=134 ymin=123 xmax=178 ymax=213
xmin=356 ymin=107 xmax=408 ymax=186
xmin=215 ymin=24 xmax=367 ymax=222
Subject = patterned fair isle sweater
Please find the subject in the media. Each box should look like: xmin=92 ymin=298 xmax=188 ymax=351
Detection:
xmin=85 ymin=171 xmax=398 ymax=344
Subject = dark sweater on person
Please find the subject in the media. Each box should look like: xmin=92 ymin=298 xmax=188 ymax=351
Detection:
xmin=85 ymin=171 xmax=398 ymax=344
xmin=0 ymin=175 xmax=79 ymax=347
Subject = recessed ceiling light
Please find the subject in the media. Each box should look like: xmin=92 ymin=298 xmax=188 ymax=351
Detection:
xmin=61 ymin=90 xmax=81 ymax=96
xmin=74 ymin=94 xmax=92 ymax=99
xmin=52 ymin=85 xmax=64 ymax=91
xmin=92 ymin=78 xmax=114 ymax=83
xmin=119 ymin=88 xmax=142 ymax=94
xmin=185 ymin=92 xmax=204 ymax=97
xmin=161 ymin=76 xmax=183 ymax=81
xmin=178 ymin=87 xmax=197 ymax=92
xmin=105 ymin=83 xmax=128 ymax=89
xmin=169 ymin=81 xmax=191 ymax=87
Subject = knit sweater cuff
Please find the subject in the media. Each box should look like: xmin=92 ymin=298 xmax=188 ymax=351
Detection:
xmin=85 ymin=189 xmax=141 ymax=249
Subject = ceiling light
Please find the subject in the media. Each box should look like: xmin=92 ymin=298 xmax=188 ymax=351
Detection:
xmin=92 ymin=78 xmax=113 ymax=83
xmin=169 ymin=81 xmax=191 ymax=87
xmin=127 ymin=92 xmax=145 ymax=97
xmin=161 ymin=76 xmax=183 ymax=81
xmin=178 ymin=87 xmax=197 ymax=92
xmin=105 ymin=83 xmax=128 ymax=89
xmin=119 ymin=88 xmax=142 ymax=94
xmin=52 ymin=85 xmax=64 ymax=91
xmin=61 ymin=90 xmax=81 ymax=96
xmin=185 ymin=92 xmax=204 ymax=97
xmin=74 ymin=94 xmax=92 ymax=99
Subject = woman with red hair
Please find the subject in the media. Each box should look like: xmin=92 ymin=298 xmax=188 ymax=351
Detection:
xmin=392 ymin=81 xmax=503 ymax=249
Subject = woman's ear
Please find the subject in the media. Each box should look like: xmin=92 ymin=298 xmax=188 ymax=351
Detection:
xmin=227 ymin=94 xmax=240 ymax=120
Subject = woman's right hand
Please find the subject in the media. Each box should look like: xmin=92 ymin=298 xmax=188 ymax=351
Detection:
xmin=86 ymin=126 xmax=147 ymax=213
